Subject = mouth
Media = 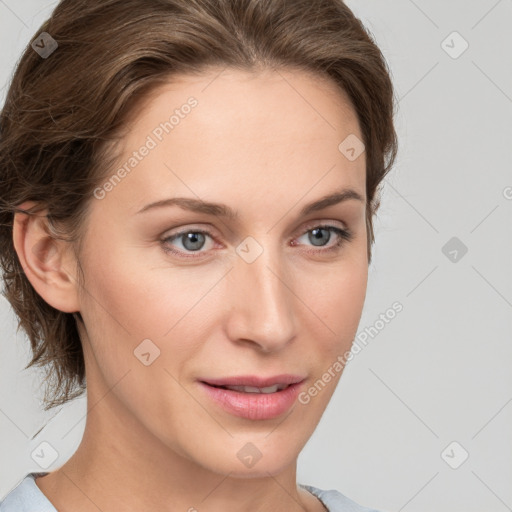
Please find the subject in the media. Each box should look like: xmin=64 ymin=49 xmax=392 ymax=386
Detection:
xmin=198 ymin=375 xmax=306 ymax=420
xmin=202 ymin=382 xmax=291 ymax=394
xmin=199 ymin=374 xmax=305 ymax=393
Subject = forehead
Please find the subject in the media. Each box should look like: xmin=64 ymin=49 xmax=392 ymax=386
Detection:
xmin=127 ymin=65 xmax=360 ymax=128
xmin=97 ymin=67 xmax=366 ymax=217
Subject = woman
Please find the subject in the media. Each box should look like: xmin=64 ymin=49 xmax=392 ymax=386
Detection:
xmin=0 ymin=0 xmax=398 ymax=510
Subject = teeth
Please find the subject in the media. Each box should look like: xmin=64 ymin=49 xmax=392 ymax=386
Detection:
xmin=223 ymin=384 xmax=288 ymax=393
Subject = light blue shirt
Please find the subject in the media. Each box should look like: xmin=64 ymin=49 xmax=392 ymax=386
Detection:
xmin=0 ymin=473 xmax=381 ymax=512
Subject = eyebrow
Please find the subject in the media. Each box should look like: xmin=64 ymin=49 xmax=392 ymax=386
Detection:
xmin=136 ymin=187 xmax=365 ymax=219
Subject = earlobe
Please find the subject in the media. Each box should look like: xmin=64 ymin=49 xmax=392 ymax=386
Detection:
xmin=12 ymin=201 xmax=81 ymax=314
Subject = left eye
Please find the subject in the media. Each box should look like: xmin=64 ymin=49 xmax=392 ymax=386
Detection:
xmin=295 ymin=225 xmax=352 ymax=250
xmin=162 ymin=225 xmax=352 ymax=257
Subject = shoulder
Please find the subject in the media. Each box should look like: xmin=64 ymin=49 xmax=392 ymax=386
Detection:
xmin=1 ymin=475 xmax=383 ymax=512
xmin=299 ymin=483 xmax=383 ymax=512
xmin=0 ymin=473 xmax=56 ymax=512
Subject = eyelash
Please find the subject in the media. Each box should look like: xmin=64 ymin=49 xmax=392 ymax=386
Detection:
xmin=161 ymin=224 xmax=353 ymax=259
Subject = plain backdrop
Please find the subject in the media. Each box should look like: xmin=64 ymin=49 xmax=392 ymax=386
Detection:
xmin=1 ymin=1 xmax=511 ymax=511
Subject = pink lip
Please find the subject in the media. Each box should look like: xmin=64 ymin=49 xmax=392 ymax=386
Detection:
xmin=198 ymin=374 xmax=306 ymax=420
xmin=201 ymin=374 xmax=305 ymax=388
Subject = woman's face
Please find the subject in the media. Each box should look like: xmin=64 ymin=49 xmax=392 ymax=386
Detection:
xmin=73 ymin=67 xmax=368 ymax=477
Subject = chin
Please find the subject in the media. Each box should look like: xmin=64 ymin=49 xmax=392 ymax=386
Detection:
xmin=215 ymin=457 xmax=296 ymax=479
xmin=178 ymin=436 xmax=299 ymax=479
xmin=226 ymin=438 xmax=301 ymax=478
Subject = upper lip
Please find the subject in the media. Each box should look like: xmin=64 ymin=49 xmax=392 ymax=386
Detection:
xmin=200 ymin=374 xmax=306 ymax=388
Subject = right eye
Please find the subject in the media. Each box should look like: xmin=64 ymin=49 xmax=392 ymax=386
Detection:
xmin=161 ymin=229 xmax=216 ymax=258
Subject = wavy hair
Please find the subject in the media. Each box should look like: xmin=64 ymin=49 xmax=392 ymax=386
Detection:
xmin=0 ymin=0 xmax=398 ymax=410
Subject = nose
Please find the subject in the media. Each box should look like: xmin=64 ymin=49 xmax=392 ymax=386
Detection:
xmin=224 ymin=238 xmax=297 ymax=353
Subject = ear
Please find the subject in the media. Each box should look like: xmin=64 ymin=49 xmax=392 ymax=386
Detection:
xmin=12 ymin=201 xmax=81 ymax=313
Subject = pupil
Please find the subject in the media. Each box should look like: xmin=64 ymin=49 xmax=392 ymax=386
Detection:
xmin=309 ymin=227 xmax=330 ymax=247
xmin=183 ymin=232 xmax=205 ymax=251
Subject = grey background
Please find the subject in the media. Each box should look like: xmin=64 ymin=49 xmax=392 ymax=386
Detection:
xmin=1 ymin=1 xmax=511 ymax=511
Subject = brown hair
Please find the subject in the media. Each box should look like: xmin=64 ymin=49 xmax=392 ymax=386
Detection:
xmin=0 ymin=0 xmax=398 ymax=410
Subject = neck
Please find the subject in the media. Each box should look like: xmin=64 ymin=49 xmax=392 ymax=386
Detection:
xmin=34 ymin=384 xmax=325 ymax=512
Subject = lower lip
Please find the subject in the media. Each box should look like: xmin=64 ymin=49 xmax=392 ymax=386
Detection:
xmin=198 ymin=381 xmax=304 ymax=420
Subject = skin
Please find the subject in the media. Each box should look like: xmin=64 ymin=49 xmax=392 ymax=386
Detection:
xmin=13 ymin=66 xmax=368 ymax=512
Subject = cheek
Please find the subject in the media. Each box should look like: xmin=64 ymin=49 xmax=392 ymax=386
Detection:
xmin=76 ymin=246 xmax=203 ymax=419
xmin=304 ymin=257 xmax=368 ymax=356
xmin=76 ymin=240 xmax=227 ymax=383
xmin=333 ymin=263 xmax=367 ymax=326
xmin=79 ymin=239 xmax=204 ymax=338
xmin=294 ymin=262 xmax=367 ymax=411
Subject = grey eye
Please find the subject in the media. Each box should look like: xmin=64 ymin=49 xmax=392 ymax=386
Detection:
xmin=179 ymin=232 xmax=207 ymax=251
xmin=307 ymin=227 xmax=332 ymax=247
